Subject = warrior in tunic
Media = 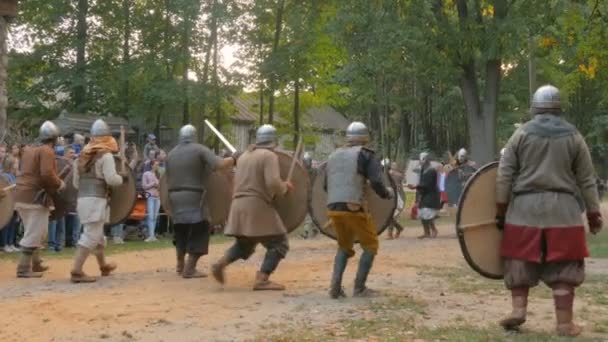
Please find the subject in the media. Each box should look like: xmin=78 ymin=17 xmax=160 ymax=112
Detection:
xmin=496 ymin=85 xmax=603 ymax=337
xmin=165 ymin=124 xmax=237 ymax=278
xmin=325 ymin=122 xmax=394 ymax=298
xmin=409 ymin=152 xmax=441 ymax=239
xmin=14 ymin=121 xmax=65 ymax=278
xmin=70 ymin=119 xmax=125 ymax=283
xmin=384 ymin=161 xmax=405 ymax=240
xmin=212 ymin=124 xmax=293 ymax=291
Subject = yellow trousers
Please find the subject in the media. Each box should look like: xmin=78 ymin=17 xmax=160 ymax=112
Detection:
xmin=328 ymin=211 xmax=378 ymax=257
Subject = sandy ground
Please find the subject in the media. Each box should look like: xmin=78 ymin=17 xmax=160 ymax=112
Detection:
xmin=0 ymin=224 xmax=606 ymax=342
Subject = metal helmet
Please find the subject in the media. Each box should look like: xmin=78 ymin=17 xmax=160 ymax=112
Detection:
xmin=256 ymin=124 xmax=277 ymax=147
xmin=73 ymin=133 xmax=85 ymax=144
xmin=500 ymin=148 xmax=506 ymax=156
xmin=531 ymin=85 xmax=561 ymax=112
xmin=39 ymin=121 xmax=60 ymax=141
xmin=302 ymin=151 xmax=312 ymax=168
xmin=457 ymin=148 xmax=468 ymax=163
xmin=346 ymin=121 xmax=369 ymax=145
xmin=91 ymin=119 xmax=111 ymax=137
xmin=381 ymin=158 xmax=390 ymax=168
xmin=419 ymin=152 xmax=429 ymax=162
xmin=179 ymin=124 xmax=197 ymax=143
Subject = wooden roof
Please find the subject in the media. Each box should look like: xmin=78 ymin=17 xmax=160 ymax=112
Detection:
xmin=54 ymin=112 xmax=135 ymax=136
xmin=231 ymin=94 xmax=348 ymax=132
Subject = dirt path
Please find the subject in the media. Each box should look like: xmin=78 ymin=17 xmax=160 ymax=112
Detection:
xmin=0 ymin=225 xmax=606 ymax=342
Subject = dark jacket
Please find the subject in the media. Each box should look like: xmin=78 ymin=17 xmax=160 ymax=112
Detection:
xmin=417 ymin=165 xmax=441 ymax=209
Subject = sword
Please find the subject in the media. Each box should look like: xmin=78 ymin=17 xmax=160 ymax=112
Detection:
xmin=286 ymin=139 xmax=303 ymax=183
xmin=1 ymin=184 xmax=15 ymax=192
xmin=205 ymin=119 xmax=236 ymax=153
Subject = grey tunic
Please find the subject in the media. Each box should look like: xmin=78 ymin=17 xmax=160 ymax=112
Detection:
xmin=166 ymin=141 xmax=220 ymax=224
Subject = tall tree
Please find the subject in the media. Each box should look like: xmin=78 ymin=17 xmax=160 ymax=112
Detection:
xmin=74 ymin=0 xmax=88 ymax=111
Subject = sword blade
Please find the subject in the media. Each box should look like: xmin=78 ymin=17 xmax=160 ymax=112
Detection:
xmin=286 ymin=139 xmax=302 ymax=182
xmin=204 ymin=119 xmax=236 ymax=153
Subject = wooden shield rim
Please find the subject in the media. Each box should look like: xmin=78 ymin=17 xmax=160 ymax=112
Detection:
xmin=107 ymin=157 xmax=137 ymax=226
xmin=0 ymin=177 xmax=14 ymax=230
xmin=455 ymin=161 xmax=503 ymax=280
xmin=274 ymin=150 xmax=310 ymax=233
xmin=308 ymin=162 xmax=397 ymax=240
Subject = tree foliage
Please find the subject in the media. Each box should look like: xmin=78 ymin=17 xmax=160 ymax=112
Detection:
xmin=4 ymin=0 xmax=608 ymax=170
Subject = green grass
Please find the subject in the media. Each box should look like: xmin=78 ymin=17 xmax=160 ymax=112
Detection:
xmin=588 ymin=229 xmax=608 ymax=258
xmin=260 ymin=294 xmax=605 ymax=342
xmin=0 ymin=234 xmax=232 ymax=261
xmin=398 ymin=214 xmax=456 ymax=229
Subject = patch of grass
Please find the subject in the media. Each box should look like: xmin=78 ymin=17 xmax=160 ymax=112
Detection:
xmin=588 ymin=229 xmax=608 ymax=258
xmin=418 ymin=266 xmax=505 ymax=294
xmin=579 ymin=274 xmax=608 ymax=306
xmin=592 ymin=320 xmax=608 ymax=334
xmin=417 ymin=325 xmax=601 ymax=342
xmin=0 ymin=234 xmax=231 ymax=261
xmin=398 ymin=214 xmax=456 ymax=229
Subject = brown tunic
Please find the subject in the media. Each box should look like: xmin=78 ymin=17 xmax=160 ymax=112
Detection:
xmin=15 ymin=144 xmax=62 ymax=205
xmin=224 ymin=148 xmax=288 ymax=237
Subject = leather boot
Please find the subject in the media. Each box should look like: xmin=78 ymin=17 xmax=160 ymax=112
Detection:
xmin=329 ymin=250 xmax=348 ymax=299
xmin=70 ymin=246 xmax=96 ymax=283
xmin=176 ymin=250 xmax=186 ymax=275
xmin=182 ymin=254 xmax=207 ymax=279
xmin=394 ymin=223 xmax=403 ymax=239
xmin=499 ymin=287 xmax=528 ymax=330
xmin=94 ymin=246 xmax=117 ymax=276
xmin=430 ymin=224 xmax=438 ymax=238
xmin=417 ymin=223 xmax=430 ymax=239
xmin=253 ymin=271 xmax=285 ymax=291
xmin=211 ymin=256 xmax=232 ymax=285
xmin=32 ymin=250 xmax=49 ymax=272
xmin=353 ymin=250 xmax=378 ymax=297
xmin=553 ymin=285 xmax=582 ymax=337
xmin=16 ymin=249 xmax=43 ymax=278
xmin=386 ymin=228 xmax=394 ymax=240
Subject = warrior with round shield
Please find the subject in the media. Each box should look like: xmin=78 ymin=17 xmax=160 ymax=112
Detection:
xmin=165 ymin=124 xmax=237 ymax=278
xmin=496 ymin=85 xmax=602 ymax=336
xmin=325 ymin=122 xmax=394 ymax=298
xmin=383 ymin=160 xmax=405 ymax=240
xmin=212 ymin=124 xmax=294 ymax=291
xmin=70 ymin=119 xmax=126 ymax=283
xmin=408 ymin=152 xmax=441 ymax=239
xmin=14 ymin=121 xmax=65 ymax=278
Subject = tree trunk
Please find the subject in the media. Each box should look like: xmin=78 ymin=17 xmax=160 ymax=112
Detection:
xmin=200 ymin=0 xmax=217 ymax=140
xmin=212 ymin=31 xmax=221 ymax=153
xmin=267 ymin=0 xmax=285 ymax=124
xmin=293 ymin=79 xmax=300 ymax=148
xmin=0 ymin=17 xmax=7 ymax=141
xmin=75 ymin=0 xmax=88 ymax=111
xmin=122 ymin=0 xmax=131 ymax=115
xmin=528 ymin=34 xmax=536 ymax=105
xmin=182 ymin=13 xmax=191 ymax=125
xmin=259 ymin=83 xmax=265 ymax=125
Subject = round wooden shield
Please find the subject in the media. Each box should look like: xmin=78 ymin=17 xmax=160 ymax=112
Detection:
xmin=50 ymin=170 xmax=79 ymax=220
xmin=456 ymin=162 xmax=503 ymax=279
xmin=0 ymin=177 xmax=15 ymax=230
xmin=159 ymin=169 xmax=234 ymax=227
xmin=50 ymin=156 xmax=78 ymax=220
xmin=309 ymin=162 xmax=397 ymax=240
xmin=107 ymin=156 xmax=137 ymax=226
xmin=273 ymin=150 xmax=309 ymax=233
